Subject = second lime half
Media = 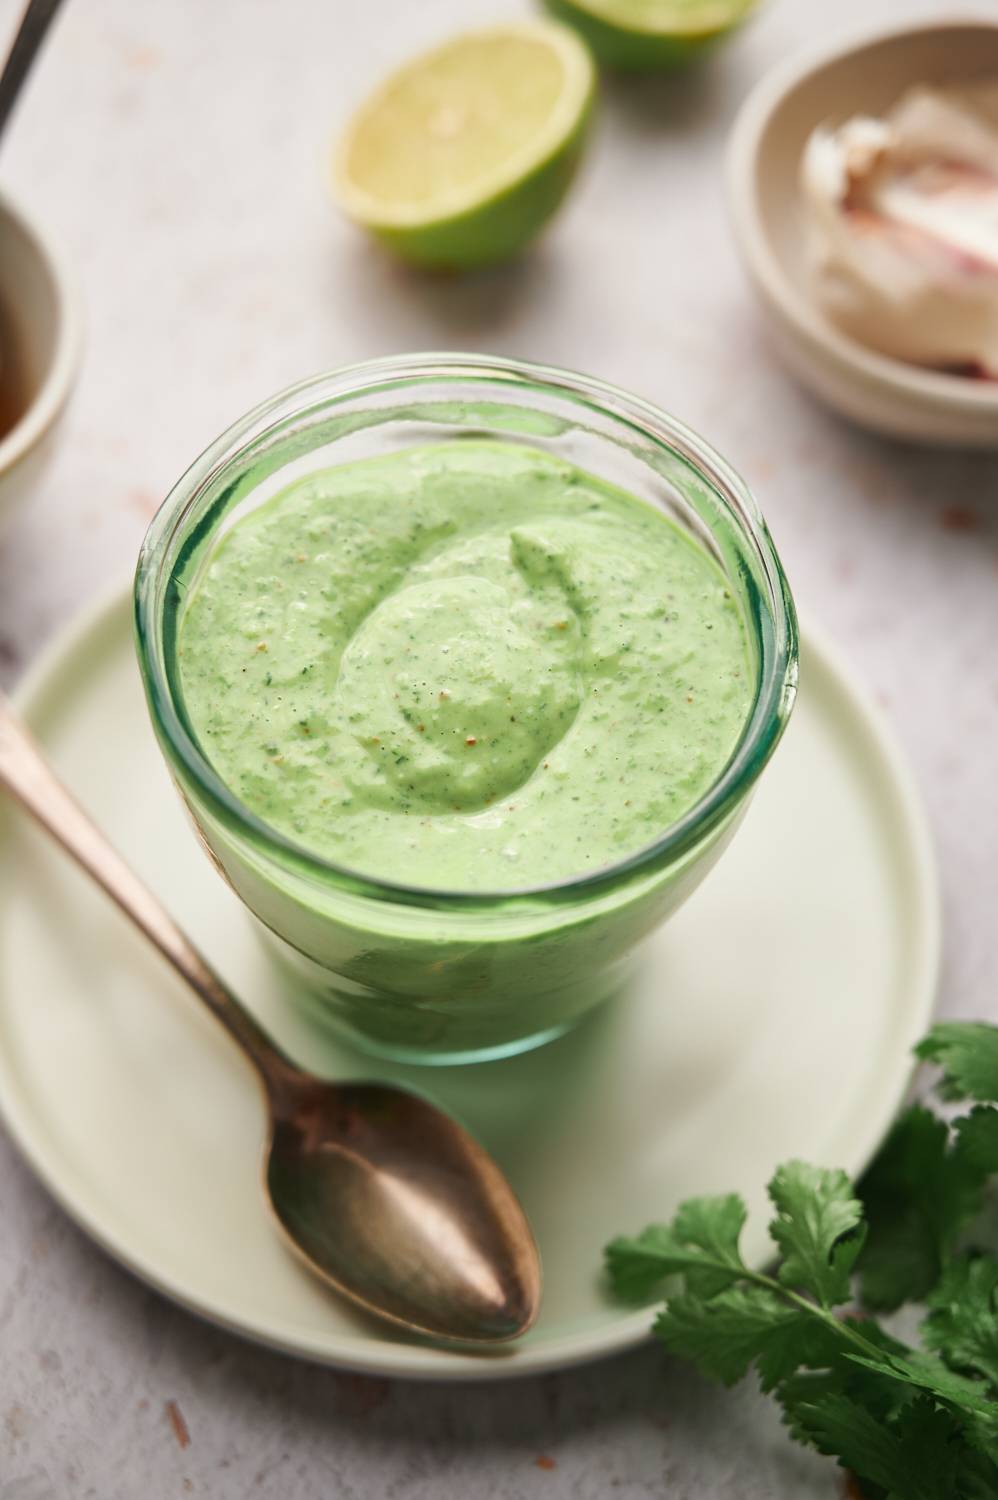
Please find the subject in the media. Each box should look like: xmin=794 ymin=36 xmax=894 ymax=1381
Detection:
xmin=543 ymin=0 xmax=760 ymax=71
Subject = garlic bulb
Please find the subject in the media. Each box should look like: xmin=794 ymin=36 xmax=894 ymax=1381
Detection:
xmin=802 ymin=82 xmax=998 ymax=377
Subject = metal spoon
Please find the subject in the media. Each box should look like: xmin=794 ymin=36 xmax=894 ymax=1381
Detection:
xmin=0 ymin=692 xmax=541 ymax=1343
xmin=0 ymin=0 xmax=67 ymax=145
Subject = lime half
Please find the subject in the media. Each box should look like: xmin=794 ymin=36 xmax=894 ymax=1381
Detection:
xmin=332 ymin=22 xmax=596 ymax=271
xmin=542 ymin=0 xmax=759 ymax=70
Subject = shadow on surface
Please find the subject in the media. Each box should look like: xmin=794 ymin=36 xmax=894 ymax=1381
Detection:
xmin=598 ymin=50 xmax=741 ymax=136
xmin=322 ymin=236 xmax=564 ymax=357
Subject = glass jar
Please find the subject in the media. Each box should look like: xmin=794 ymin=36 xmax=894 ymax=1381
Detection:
xmin=135 ymin=354 xmax=797 ymax=1064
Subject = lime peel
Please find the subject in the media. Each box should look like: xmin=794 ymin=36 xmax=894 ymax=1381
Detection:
xmin=543 ymin=0 xmax=759 ymax=70
xmin=332 ymin=22 xmax=596 ymax=269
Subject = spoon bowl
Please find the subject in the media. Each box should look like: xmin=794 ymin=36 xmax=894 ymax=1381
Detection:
xmin=267 ymin=1080 xmax=540 ymax=1342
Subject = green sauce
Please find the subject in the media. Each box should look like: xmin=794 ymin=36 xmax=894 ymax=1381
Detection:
xmin=178 ymin=441 xmax=752 ymax=891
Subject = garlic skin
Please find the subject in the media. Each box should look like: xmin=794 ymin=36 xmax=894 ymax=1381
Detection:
xmin=802 ymin=82 xmax=998 ymax=377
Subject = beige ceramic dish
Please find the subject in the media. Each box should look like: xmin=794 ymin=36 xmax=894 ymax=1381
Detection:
xmin=728 ymin=20 xmax=998 ymax=447
xmin=0 ymin=187 xmax=81 ymax=526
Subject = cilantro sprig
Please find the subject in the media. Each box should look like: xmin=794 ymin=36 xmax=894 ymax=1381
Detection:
xmin=605 ymin=1021 xmax=998 ymax=1499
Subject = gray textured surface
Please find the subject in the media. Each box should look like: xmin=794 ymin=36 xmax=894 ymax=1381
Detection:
xmin=0 ymin=0 xmax=996 ymax=1494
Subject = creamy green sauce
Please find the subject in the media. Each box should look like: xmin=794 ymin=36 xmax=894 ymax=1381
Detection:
xmin=178 ymin=441 xmax=752 ymax=890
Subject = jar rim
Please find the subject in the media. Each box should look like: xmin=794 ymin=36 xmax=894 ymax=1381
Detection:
xmin=134 ymin=352 xmax=799 ymax=910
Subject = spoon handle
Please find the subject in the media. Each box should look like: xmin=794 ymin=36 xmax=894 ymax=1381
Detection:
xmin=0 ymin=691 xmax=292 ymax=1091
xmin=0 ymin=0 xmax=66 ymax=142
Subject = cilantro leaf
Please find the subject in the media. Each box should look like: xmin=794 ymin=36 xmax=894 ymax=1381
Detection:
xmin=671 ymin=1194 xmax=751 ymax=1296
xmin=654 ymin=1285 xmax=839 ymax=1391
xmin=792 ymin=1394 xmax=977 ymax=1500
xmin=604 ymin=1225 xmax=692 ymax=1303
xmin=847 ymin=1348 xmax=992 ymax=1405
xmin=858 ymin=1106 xmax=986 ymax=1310
xmin=605 ymin=1193 xmax=747 ymax=1302
xmin=923 ymin=1255 xmax=998 ymax=1392
xmin=917 ymin=1024 xmax=998 ymax=1104
xmin=768 ymin=1161 xmax=865 ymax=1307
xmin=955 ymin=1107 xmax=998 ymax=1178
xmin=956 ymin=1448 xmax=998 ymax=1500
xmin=845 ymin=1348 xmax=998 ymax=1460
xmin=779 ymin=1319 xmax=914 ymax=1435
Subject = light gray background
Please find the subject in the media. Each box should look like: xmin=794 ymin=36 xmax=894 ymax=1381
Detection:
xmin=0 ymin=0 xmax=995 ymax=1494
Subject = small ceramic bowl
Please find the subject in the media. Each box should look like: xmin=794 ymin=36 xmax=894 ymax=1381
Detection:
xmin=0 ymin=187 xmax=82 ymax=526
xmin=728 ymin=21 xmax=998 ymax=447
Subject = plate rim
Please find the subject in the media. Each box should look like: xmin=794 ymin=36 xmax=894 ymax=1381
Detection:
xmin=0 ymin=583 xmax=941 ymax=1381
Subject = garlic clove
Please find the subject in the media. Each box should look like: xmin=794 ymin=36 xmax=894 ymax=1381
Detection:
xmin=801 ymin=83 xmax=998 ymax=377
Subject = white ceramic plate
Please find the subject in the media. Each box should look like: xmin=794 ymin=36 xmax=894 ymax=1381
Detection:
xmin=0 ymin=589 xmax=938 ymax=1380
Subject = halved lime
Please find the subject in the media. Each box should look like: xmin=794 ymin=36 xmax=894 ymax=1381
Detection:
xmin=332 ymin=22 xmax=596 ymax=272
xmin=542 ymin=0 xmax=759 ymax=70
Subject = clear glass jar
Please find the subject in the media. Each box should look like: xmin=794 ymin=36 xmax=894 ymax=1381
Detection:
xmin=134 ymin=355 xmax=798 ymax=1064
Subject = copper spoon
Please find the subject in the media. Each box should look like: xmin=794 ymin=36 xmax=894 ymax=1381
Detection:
xmin=0 ymin=692 xmax=541 ymax=1344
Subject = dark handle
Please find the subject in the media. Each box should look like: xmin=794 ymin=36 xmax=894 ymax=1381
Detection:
xmin=0 ymin=0 xmax=66 ymax=141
